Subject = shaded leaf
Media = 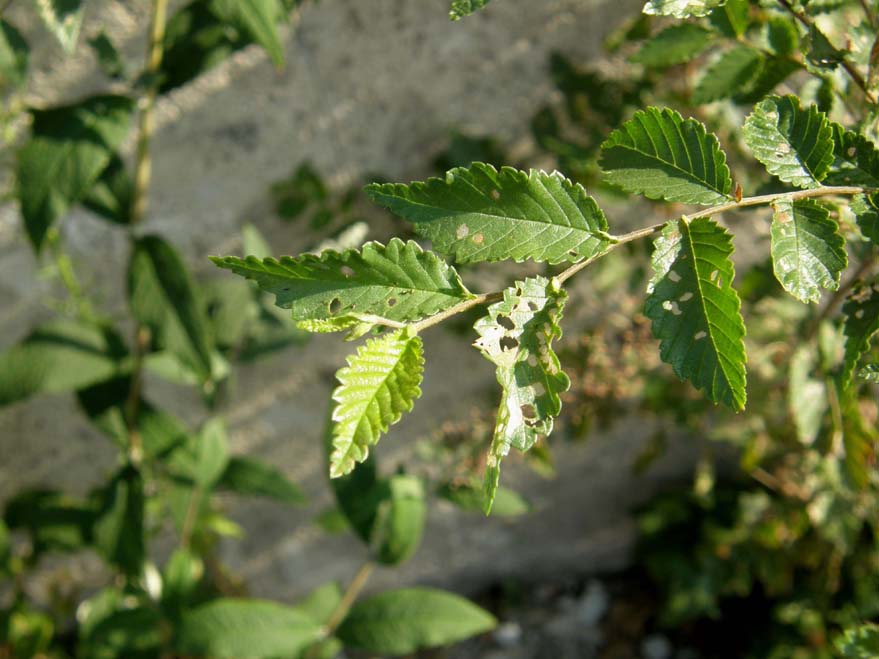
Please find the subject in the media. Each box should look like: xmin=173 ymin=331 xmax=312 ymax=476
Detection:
xmin=242 ymin=222 xmax=272 ymax=259
xmin=212 ymin=238 xmax=473 ymax=324
xmin=599 ymin=107 xmax=733 ymax=205
xmin=837 ymin=624 xmax=879 ymax=658
xmin=168 ymin=418 xmax=229 ymax=488
xmin=693 ymin=46 xmax=763 ymax=105
xmin=211 ymin=0 xmax=285 ymax=67
xmin=330 ymin=330 xmax=424 ymax=477
xmin=769 ymin=198 xmax=846 ymax=303
xmin=708 ymin=0 xmax=749 ymax=38
xmin=825 ymin=125 xmax=879 ymax=188
xmin=337 ymin=588 xmax=496 ymax=655
xmin=766 ymin=16 xmax=798 ymax=56
xmin=732 ymin=57 xmax=801 ymax=105
xmin=439 ymin=481 xmax=530 ymax=517
xmin=88 ymin=30 xmax=126 ymax=80
xmin=78 ymin=605 xmax=162 ymax=659
xmin=175 ymin=599 xmax=322 ymax=659
xmin=293 ymin=582 xmax=343 ymax=625
xmin=217 ymin=456 xmax=305 ymax=504
xmin=366 ymin=164 xmax=613 ymax=264
xmin=474 ymin=276 xmax=569 ymax=513
xmin=806 ymin=24 xmax=844 ymax=69
xmin=630 ymin=25 xmax=713 ymax=68
xmin=645 ymin=217 xmax=747 ymax=410
xmin=788 ymin=346 xmax=827 ymax=445
xmin=82 ymin=155 xmax=133 ymax=225
xmin=93 ymin=466 xmax=145 ymax=577
xmin=161 ymin=548 xmax=203 ymax=617
xmin=450 ymin=0 xmax=492 ymax=20
xmin=852 ymin=193 xmax=879 ymax=243
xmin=4 ymin=490 xmax=93 ymax=555
xmin=0 ymin=19 xmax=28 ymax=89
xmin=743 ymin=95 xmax=834 ymax=189
xmin=841 ymin=281 xmax=879 ymax=389
xmin=372 ymin=474 xmax=426 ymax=565
xmin=35 ymin=0 xmax=83 ymax=53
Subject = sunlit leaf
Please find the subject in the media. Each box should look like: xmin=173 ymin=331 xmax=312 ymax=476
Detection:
xmin=211 ymin=0 xmax=285 ymax=67
xmin=35 ymin=0 xmax=83 ymax=53
xmin=643 ymin=0 xmax=724 ymax=18
xmin=450 ymin=0 xmax=492 ymax=20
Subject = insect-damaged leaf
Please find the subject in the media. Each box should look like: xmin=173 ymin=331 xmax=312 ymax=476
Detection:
xmin=645 ymin=217 xmax=747 ymax=411
xmin=329 ymin=330 xmax=424 ymax=478
xmin=212 ymin=238 xmax=473 ymax=326
xmin=474 ymin=276 xmax=569 ymax=514
xmin=366 ymin=163 xmax=613 ymax=265
xmin=770 ymin=198 xmax=846 ymax=303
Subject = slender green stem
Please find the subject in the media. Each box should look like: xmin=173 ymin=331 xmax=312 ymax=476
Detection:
xmin=323 ymin=561 xmax=375 ymax=635
xmin=411 ymin=291 xmax=503 ymax=333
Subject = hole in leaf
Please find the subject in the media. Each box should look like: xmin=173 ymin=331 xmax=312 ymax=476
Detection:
xmin=341 ymin=265 xmax=355 ymax=278
xmin=527 ymin=301 xmax=538 ymax=311
xmin=498 ymin=316 xmax=515 ymax=331
xmin=329 ymin=298 xmax=342 ymax=315
xmin=520 ymin=404 xmax=536 ymax=420
xmin=500 ymin=336 xmax=519 ymax=351
xmin=387 ymin=297 xmax=397 ymax=307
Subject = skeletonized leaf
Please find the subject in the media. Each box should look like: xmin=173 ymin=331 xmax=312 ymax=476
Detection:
xmin=692 ymin=46 xmax=763 ymax=105
xmin=788 ymin=346 xmax=827 ymax=444
xmin=474 ymin=276 xmax=569 ymax=513
xmin=212 ymin=239 xmax=473 ymax=325
xmin=211 ymin=0 xmax=285 ymax=67
xmin=330 ymin=330 xmax=424 ymax=478
xmin=825 ymin=124 xmax=879 ymax=188
xmin=366 ymin=163 xmax=613 ymax=265
xmin=630 ymin=25 xmax=713 ymax=68
xmin=769 ymin=198 xmax=846 ymax=303
xmin=841 ymin=281 xmax=879 ymax=389
xmin=450 ymin=0 xmax=492 ymax=19
xmin=643 ymin=0 xmax=724 ymax=18
xmin=743 ymin=95 xmax=834 ymax=189
xmin=35 ymin=0 xmax=83 ymax=53
xmin=645 ymin=217 xmax=747 ymax=410
xmin=599 ymin=107 xmax=733 ymax=205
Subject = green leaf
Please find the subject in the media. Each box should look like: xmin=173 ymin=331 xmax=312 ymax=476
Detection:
xmin=217 ymin=456 xmax=305 ymax=504
xmin=212 ymin=238 xmax=473 ymax=324
xmin=293 ymin=582 xmax=343 ymax=626
xmin=742 ymin=95 xmax=834 ymax=189
xmin=859 ymin=364 xmax=879 ymax=382
xmin=161 ymin=548 xmax=203 ymax=617
xmin=450 ymin=0 xmax=492 ymax=20
xmin=0 ymin=320 xmax=126 ymax=407
xmin=366 ymin=164 xmax=613 ymax=264
xmin=129 ymin=235 xmax=216 ymax=383
xmin=645 ymin=217 xmax=747 ymax=410
xmin=88 ymin=30 xmax=126 ymax=80
xmin=0 ymin=19 xmax=28 ymax=89
xmin=599 ymin=107 xmax=733 ymax=205
xmin=17 ymin=95 xmax=134 ymax=250
xmin=329 ymin=330 xmax=424 ymax=477
xmin=852 ymin=193 xmax=879 ymax=243
xmin=372 ymin=474 xmax=426 ymax=565
xmin=168 ymin=418 xmax=230 ymax=488
xmin=731 ymin=57 xmax=801 ymax=105
xmin=837 ymin=624 xmax=879 ymax=658
xmin=35 ymin=0 xmax=83 ymax=53
xmin=474 ymin=276 xmax=569 ymax=513
xmin=79 ymin=604 xmax=162 ymax=659
xmin=643 ymin=0 xmax=724 ymax=19
xmin=788 ymin=346 xmax=827 ymax=445
xmin=841 ymin=281 xmax=879 ymax=389
xmin=82 ymin=155 xmax=133 ymax=225
xmin=336 ymin=588 xmax=496 ymax=655
xmin=6 ymin=606 xmax=54 ymax=658
xmin=692 ymin=46 xmax=763 ymax=105
xmin=93 ymin=465 xmax=145 ymax=577
xmin=175 ymin=599 xmax=322 ymax=659
xmin=439 ymin=481 xmax=530 ymax=517
xmin=211 ymin=0 xmax=285 ymax=67
xmin=4 ymin=490 xmax=93 ymax=555
xmin=824 ymin=125 xmax=879 ymax=188
xmin=769 ymin=198 xmax=846 ymax=303
xmin=806 ymin=24 xmax=844 ymax=69
xmin=709 ymin=0 xmax=749 ymax=38
xmin=630 ymin=25 xmax=714 ymax=68
xmin=766 ymin=16 xmax=799 ymax=56
xmin=242 ymin=222 xmax=272 ymax=259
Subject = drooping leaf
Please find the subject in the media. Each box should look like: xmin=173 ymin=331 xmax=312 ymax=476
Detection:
xmin=82 ymin=154 xmax=133 ymax=225
xmin=366 ymin=164 xmax=613 ymax=264
xmin=643 ymin=0 xmax=724 ymax=19
xmin=0 ymin=320 xmax=127 ymax=407
xmin=35 ymin=0 xmax=83 ymax=53
xmin=17 ymin=95 xmax=134 ymax=250
xmin=743 ymin=95 xmax=834 ymax=189
xmin=841 ymin=281 xmax=879 ymax=389
xmin=450 ymin=0 xmax=492 ymax=20
xmin=474 ymin=276 xmax=569 ymax=513
xmin=336 ymin=588 xmax=496 ymax=655
xmin=599 ymin=107 xmax=733 ymax=205
xmin=769 ymin=198 xmax=846 ymax=303
xmin=837 ymin=624 xmax=879 ymax=658
xmin=372 ymin=474 xmax=426 ymax=565
xmin=329 ymin=330 xmax=424 ymax=477
xmin=129 ymin=235 xmax=216 ymax=383
xmin=175 ymin=599 xmax=322 ymax=659
xmin=852 ymin=193 xmax=879 ymax=243
xmin=824 ymin=125 xmax=879 ymax=188
xmin=212 ymin=238 xmax=473 ymax=325
xmin=216 ymin=456 xmax=305 ymax=504
xmin=788 ymin=346 xmax=827 ymax=445
xmin=211 ymin=0 xmax=285 ymax=67
xmin=645 ymin=217 xmax=747 ymax=410
xmin=692 ymin=46 xmax=763 ymax=105
xmin=93 ymin=465 xmax=145 ymax=577
xmin=0 ymin=19 xmax=28 ymax=89
xmin=630 ymin=25 xmax=713 ymax=68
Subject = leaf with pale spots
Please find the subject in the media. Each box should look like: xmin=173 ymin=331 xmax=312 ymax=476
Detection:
xmin=211 ymin=238 xmax=472 ymax=326
xmin=770 ymin=198 xmax=846 ymax=303
xmin=329 ymin=330 xmax=424 ymax=478
xmin=473 ymin=276 xmax=569 ymax=513
xmin=645 ymin=217 xmax=747 ymax=410
xmin=743 ymin=95 xmax=834 ymax=189
xmin=841 ymin=282 xmax=879 ymax=389
xmin=365 ymin=163 xmax=613 ymax=265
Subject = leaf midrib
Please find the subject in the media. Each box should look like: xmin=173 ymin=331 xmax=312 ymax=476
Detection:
xmin=606 ymin=141 xmax=728 ymax=195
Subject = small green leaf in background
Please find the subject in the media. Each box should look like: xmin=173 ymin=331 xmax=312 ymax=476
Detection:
xmin=0 ymin=19 xmax=29 ymax=89
xmin=645 ymin=217 xmax=747 ymax=411
xmin=732 ymin=57 xmax=800 ymax=105
xmin=788 ymin=346 xmax=828 ymax=445
xmin=88 ymin=30 xmax=126 ymax=80
xmin=837 ymin=624 xmax=879 ymax=658
xmin=450 ymin=0 xmax=492 ymax=20
xmin=630 ymin=24 xmax=714 ymax=68
xmin=17 ymin=95 xmax=134 ymax=250
xmin=599 ymin=107 xmax=733 ymax=205
xmin=83 ymin=155 xmax=134 ymax=225
xmin=271 ymin=162 xmax=328 ymax=222
xmin=175 ymin=598 xmax=322 ymax=659
xmin=439 ymin=480 xmax=530 ymax=517
xmin=474 ymin=276 xmax=569 ymax=513
xmin=372 ymin=474 xmax=426 ymax=565
xmin=161 ymin=548 xmax=204 ymax=617
xmin=36 ymin=0 xmax=84 ymax=53
xmin=366 ymin=163 xmax=613 ymax=265
xmin=743 ymin=95 xmax=834 ymax=189
xmin=168 ymin=417 xmax=230 ymax=488
xmin=217 ymin=456 xmax=305 ymax=504
xmin=129 ymin=235 xmax=216 ymax=384
xmin=859 ymin=364 xmax=879 ymax=382
xmin=692 ymin=46 xmax=763 ymax=105
xmin=213 ymin=238 xmax=473 ymax=325
xmin=93 ymin=466 xmax=145 ymax=578
xmin=642 ymin=0 xmax=723 ymax=19
xmin=806 ymin=24 xmax=845 ymax=69
xmin=709 ymin=0 xmax=749 ymax=38
xmin=825 ymin=125 xmax=879 ymax=188
xmin=769 ymin=198 xmax=846 ymax=303
xmin=0 ymin=320 xmax=127 ymax=407
xmin=293 ymin=582 xmax=343 ymax=625
xmin=5 ymin=606 xmax=53 ymax=659
xmin=211 ymin=0 xmax=285 ymax=67
xmin=4 ymin=490 xmax=93 ymax=555
xmin=766 ymin=16 xmax=799 ymax=57
xmin=242 ymin=222 xmax=272 ymax=259
xmin=841 ymin=281 xmax=879 ymax=389
xmin=337 ymin=587 xmax=496 ymax=655
xmin=329 ymin=330 xmax=424 ymax=478
xmin=851 ymin=193 xmax=879 ymax=244
xmin=76 ymin=589 xmax=164 ymax=659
